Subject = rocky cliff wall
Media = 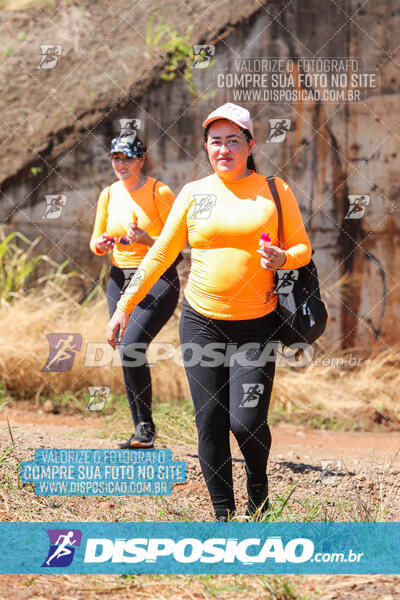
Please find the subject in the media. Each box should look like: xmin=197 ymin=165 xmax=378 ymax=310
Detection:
xmin=1 ymin=0 xmax=399 ymax=347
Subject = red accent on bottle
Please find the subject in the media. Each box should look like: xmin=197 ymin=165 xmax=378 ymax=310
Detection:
xmin=259 ymin=232 xmax=272 ymax=247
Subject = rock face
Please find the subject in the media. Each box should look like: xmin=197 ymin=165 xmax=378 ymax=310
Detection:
xmin=1 ymin=0 xmax=399 ymax=348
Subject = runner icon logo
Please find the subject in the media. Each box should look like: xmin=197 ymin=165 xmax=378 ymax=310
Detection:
xmin=41 ymin=333 xmax=82 ymax=372
xmin=275 ymin=270 xmax=299 ymax=295
xmin=42 ymin=194 xmax=67 ymax=219
xmin=239 ymin=383 xmax=264 ymax=408
xmin=42 ymin=529 xmax=82 ymax=568
xmin=86 ymin=386 xmax=110 ymax=411
xmin=188 ymin=194 xmax=217 ymax=219
xmin=192 ymin=45 xmax=215 ymax=69
xmin=37 ymin=45 xmax=62 ymax=69
xmin=124 ymin=269 xmax=146 ymax=294
xmin=118 ymin=118 xmax=141 ymax=142
xmin=267 ymin=119 xmax=291 ymax=143
xmin=344 ymin=194 xmax=370 ymax=219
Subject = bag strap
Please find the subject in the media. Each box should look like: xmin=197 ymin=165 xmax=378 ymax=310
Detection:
xmin=266 ymin=176 xmax=284 ymax=249
xmin=266 ymin=176 xmax=314 ymax=258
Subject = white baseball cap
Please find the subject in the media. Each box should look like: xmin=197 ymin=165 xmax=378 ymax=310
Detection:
xmin=202 ymin=103 xmax=254 ymax=137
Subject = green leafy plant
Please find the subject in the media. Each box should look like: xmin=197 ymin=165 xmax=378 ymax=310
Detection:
xmin=262 ymin=575 xmax=306 ymax=600
xmin=146 ymin=13 xmax=215 ymax=98
xmin=0 ymin=231 xmax=44 ymax=303
xmin=0 ymin=228 xmax=81 ymax=306
xmin=30 ymin=166 xmax=42 ymax=176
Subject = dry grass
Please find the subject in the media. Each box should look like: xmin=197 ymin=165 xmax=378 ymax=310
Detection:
xmin=0 ymin=287 xmax=188 ymax=403
xmin=1 ymin=572 xmax=400 ymax=600
xmin=0 ymin=283 xmax=399 ymax=429
xmin=0 ymin=573 xmax=312 ymax=600
xmin=273 ymin=347 xmax=400 ymax=426
xmin=1 ymin=573 xmax=400 ymax=600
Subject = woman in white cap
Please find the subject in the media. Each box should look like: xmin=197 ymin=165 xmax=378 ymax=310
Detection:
xmin=90 ymin=135 xmax=180 ymax=449
xmin=106 ymin=105 xmax=312 ymax=520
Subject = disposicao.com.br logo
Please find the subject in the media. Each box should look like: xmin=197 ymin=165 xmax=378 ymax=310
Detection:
xmin=37 ymin=529 xmax=365 ymax=572
xmin=81 ymin=536 xmax=361 ymax=565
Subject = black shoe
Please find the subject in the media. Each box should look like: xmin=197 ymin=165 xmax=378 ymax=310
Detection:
xmin=246 ymin=481 xmax=269 ymax=518
xmin=215 ymin=507 xmax=235 ymax=522
xmin=118 ymin=422 xmax=156 ymax=449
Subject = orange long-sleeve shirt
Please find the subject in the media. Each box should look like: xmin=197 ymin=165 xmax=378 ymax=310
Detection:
xmin=89 ymin=177 xmax=176 ymax=269
xmin=117 ymin=172 xmax=312 ymax=320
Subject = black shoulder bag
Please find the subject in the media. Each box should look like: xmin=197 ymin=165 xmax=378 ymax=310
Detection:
xmin=266 ymin=176 xmax=328 ymax=351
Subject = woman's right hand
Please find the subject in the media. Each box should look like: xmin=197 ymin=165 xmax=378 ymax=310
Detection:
xmin=107 ymin=308 xmax=130 ymax=349
xmin=95 ymin=233 xmax=115 ymax=253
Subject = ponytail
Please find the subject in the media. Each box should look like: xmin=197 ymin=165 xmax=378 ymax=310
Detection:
xmin=247 ymin=154 xmax=257 ymax=173
xmin=242 ymin=128 xmax=258 ymax=173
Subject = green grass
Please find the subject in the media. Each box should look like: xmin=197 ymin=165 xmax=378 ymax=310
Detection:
xmin=23 ymin=385 xmax=359 ymax=436
xmin=91 ymin=394 xmax=197 ymax=446
xmin=268 ymin=404 xmax=357 ymax=432
xmin=261 ymin=575 xmax=309 ymax=600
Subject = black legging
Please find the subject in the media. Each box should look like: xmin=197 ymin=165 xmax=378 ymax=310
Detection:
xmin=107 ymin=264 xmax=180 ymax=427
xmin=179 ymin=296 xmax=279 ymax=518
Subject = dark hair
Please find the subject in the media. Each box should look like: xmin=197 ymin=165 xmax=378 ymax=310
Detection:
xmin=241 ymin=128 xmax=258 ymax=173
xmin=133 ymin=135 xmax=146 ymax=155
xmin=203 ymin=122 xmax=258 ymax=173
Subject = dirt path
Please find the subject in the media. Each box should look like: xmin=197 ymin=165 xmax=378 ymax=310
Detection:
xmin=1 ymin=405 xmax=399 ymax=517
xmin=0 ymin=406 xmax=399 ymax=599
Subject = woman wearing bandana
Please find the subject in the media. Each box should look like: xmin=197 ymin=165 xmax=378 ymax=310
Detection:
xmin=106 ymin=105 xmax=312 ymax=521
xmin=90 ymin=135 xmax=180 ymax=448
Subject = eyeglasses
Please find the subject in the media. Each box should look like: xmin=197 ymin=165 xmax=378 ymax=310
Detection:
xmin=208 ymin=139 xmax=242 ymax=148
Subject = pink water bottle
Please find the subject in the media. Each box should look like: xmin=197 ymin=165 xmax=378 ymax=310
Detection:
xmin=259 ymin=231 xmax=272 ymax=249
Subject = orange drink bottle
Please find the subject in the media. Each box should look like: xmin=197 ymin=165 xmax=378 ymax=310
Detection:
xmin=119 ymin=212 xmax=137 ymax=245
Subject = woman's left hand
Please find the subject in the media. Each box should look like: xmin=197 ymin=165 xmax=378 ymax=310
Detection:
xmin=257 ymin=245 xmax=287 ymax=270
xmin=126 ymin=222 xmax=154 ymax=246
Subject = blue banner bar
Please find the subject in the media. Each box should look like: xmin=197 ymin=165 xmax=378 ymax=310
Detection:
xmin=0 ymin=522 xmax=399 ymax=574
